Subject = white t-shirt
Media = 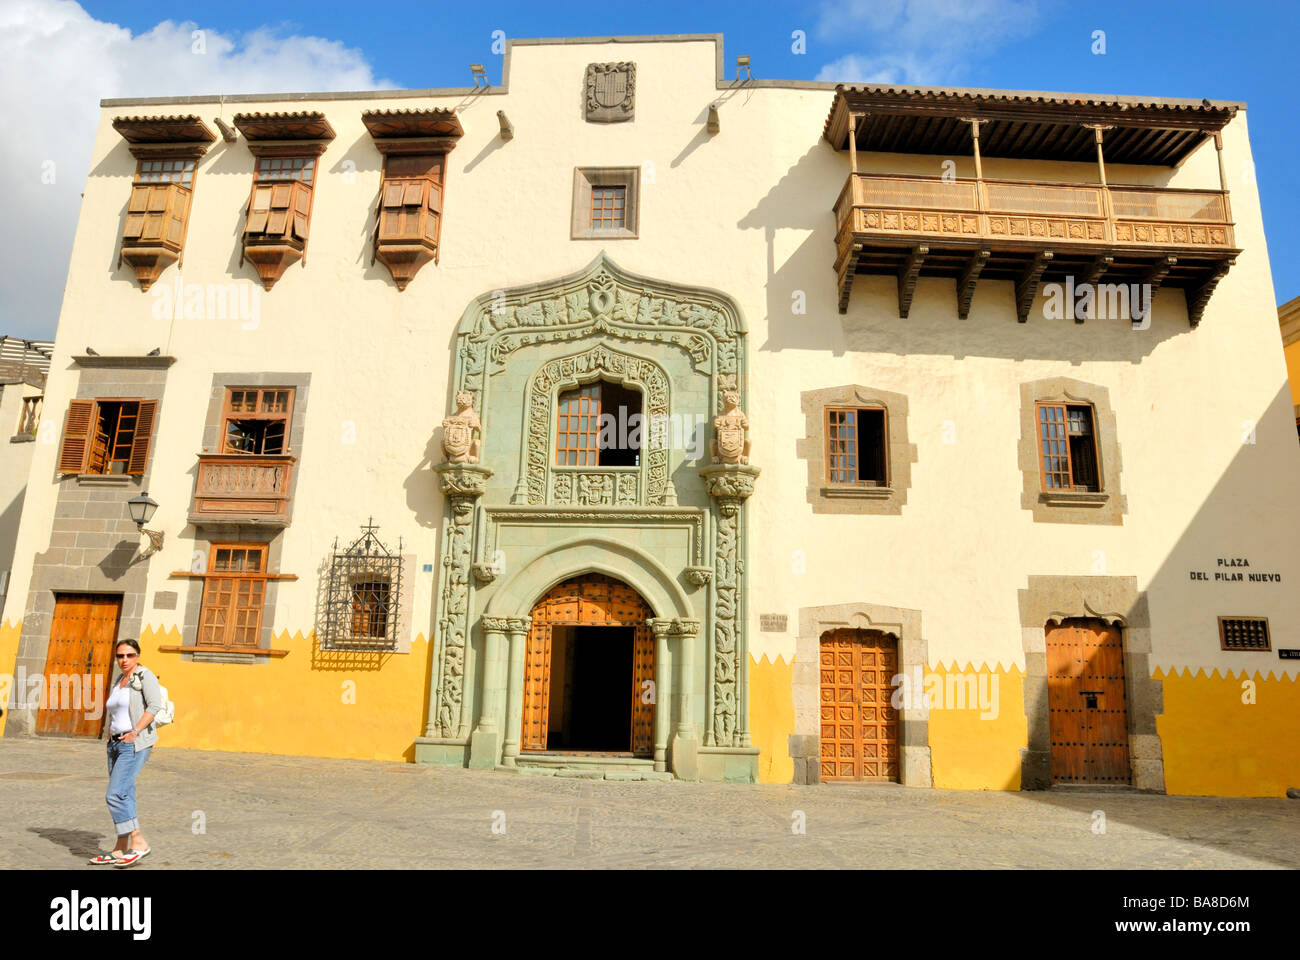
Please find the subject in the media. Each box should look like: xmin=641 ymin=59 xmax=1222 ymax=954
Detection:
xmin=106 ymin=681 xmax=132 ymax=735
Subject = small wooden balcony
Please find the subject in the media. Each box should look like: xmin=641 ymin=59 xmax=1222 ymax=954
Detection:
xmin=833 ymin=172 xmax=1238 ymax=325
xmin=189 ymin=453 xmax=296 ymax=526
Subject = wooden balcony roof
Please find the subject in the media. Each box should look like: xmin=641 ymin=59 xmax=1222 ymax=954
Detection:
xmin=112 ymin=115 xmax=216 ymax=144
xmin=824 ymin=86 xmax=1237 ymax=166
xmin=361 ymin=108 xmax=463 ymax=140
xmin=233 ymin=111 xmax=336 ymax=141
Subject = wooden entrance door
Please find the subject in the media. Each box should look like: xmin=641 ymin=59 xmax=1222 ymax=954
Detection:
xmin=35 ymin=594 xmax=123 ymax=738
xmin=819 ymin=629 xmax=900 ymax=782
xmin=1045 ymin=618 xmax=1131 ymax=784
xmin=521 ymin=574 xmax=654 ymax=755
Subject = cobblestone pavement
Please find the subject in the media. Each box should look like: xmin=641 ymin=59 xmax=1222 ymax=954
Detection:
xmin=4 ymin=738 xmax=1296 ymax=869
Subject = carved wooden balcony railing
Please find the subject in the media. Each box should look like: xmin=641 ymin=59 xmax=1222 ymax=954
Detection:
xmin=189 ymin=453 xmax=296 ymax=526
xmin=833 ymin=172 xmax=1239 ymax=325
xmin=120 ymin=182 xmax=192 ymax=291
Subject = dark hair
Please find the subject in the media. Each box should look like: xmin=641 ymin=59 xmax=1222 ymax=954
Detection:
xmin=115 ymin=638 xmax=141 ymax=655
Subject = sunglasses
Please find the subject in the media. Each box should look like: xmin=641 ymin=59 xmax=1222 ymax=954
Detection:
xmin=116 ymin=652 xmax=138 ymax=659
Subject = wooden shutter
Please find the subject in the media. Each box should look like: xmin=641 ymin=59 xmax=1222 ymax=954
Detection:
xmin=123 ymin=185 xmax=149 ymax=238
xmin=292 ymin=183 xmax=312 ymax=240
xmin=126 ymin=399 xmax=157 ymax=476
xmin=267 ymin=183 xmax=293 ymax=235
xmin=167 ymin=186 xmax=189 ymax=244
xmin=246 ymin=184 xmax=273 ymax=234
xmin=57 ymin=400 xmax=96 ymax=474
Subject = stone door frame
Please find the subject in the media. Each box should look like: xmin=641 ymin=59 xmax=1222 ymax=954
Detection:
xmin=791 ymin=602 xmax=932 ymax=786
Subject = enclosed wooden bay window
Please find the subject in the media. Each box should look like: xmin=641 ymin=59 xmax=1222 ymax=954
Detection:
xmin=112 ymin=116 xmax=215 ymax=290
xmin=190 ymin=386 xmax=297 ymax=525
xmin=234 ymin=112 xmax=335 ymax=289
xmin=363 ymin=109 xmax=463 ymax=290
xmin=56 ymin=398 xmax=157 ymax=476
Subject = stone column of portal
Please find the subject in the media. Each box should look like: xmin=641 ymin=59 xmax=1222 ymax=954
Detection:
xmin=468 ymin=617 xmax=510 ymax=768
xmin=652 ymin=618 xmax=702 ymax=781
xmin=652 ymin=624 xmax=669 ymax=773
xmin=500 ymin=617 xmax=530 ymax=767
xmin=427 ymin=462 xmax=492 ymax=740
xmin=700 ymin=462 xmax=760 ymax=749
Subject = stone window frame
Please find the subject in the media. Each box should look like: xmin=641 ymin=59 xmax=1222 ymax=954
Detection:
xmin=1017 ymin=575 xmax=1163 ymax=792
xmin=178 ymin=372 xmax=311 ymax=664
xmin=571 ymin=167 xmax=640 ymax=240
xmin=797 ymin=384 xmax=916 ymax=515
xmin=1019 ymin=377 xmax=1126 ymax=524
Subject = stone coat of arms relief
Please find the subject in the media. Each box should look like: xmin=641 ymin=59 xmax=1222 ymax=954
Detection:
xmin=585 ymin=62 xmax=635 ymax=123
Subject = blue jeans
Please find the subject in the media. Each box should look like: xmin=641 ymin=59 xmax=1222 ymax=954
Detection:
xmin=106 ymin=739 xmax=151 ymax=835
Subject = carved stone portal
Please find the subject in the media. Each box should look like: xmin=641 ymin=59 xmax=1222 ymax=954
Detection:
xmin=585 ymin=62 xmax=636 ymax=123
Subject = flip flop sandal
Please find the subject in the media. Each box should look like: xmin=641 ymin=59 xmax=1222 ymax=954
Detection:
xmin=112 ymin=850 xmax=144 ymax=867
xmin=88 ymin=852 xmax=127 ymax=865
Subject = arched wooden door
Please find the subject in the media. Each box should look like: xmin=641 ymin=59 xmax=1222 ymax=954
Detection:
xmin=521 ymin=574 xmax=655 ymax=755
xmin=820 ymin=628 xmax=900 ymax=782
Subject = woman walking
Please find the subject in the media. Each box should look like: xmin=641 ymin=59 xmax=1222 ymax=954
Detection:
xmin=89 ymin=639 xmax=161 ymax=867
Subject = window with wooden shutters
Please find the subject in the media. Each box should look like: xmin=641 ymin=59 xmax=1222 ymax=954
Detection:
xmin=1037 ymin=402 xmax=1100 ymax=492
xmin=826 ymin=407 xmax=888 ymax=485
xmin=121 ymin=160 xmax=194 ymax=254
xmin=378 ymin=154 xmax=443 ymax=244
xmin=198 ymin=544 xmax=269 ymax=649
xmin=56 ymin=399 xmax=157 ymax=476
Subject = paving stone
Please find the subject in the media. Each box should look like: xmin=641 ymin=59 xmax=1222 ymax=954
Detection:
xmin=2 ymin=737 xmax=1296 ymax=870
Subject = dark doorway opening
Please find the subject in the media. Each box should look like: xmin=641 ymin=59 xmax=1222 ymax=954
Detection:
xmin=547 ymin=626 xmax=633 ymax=751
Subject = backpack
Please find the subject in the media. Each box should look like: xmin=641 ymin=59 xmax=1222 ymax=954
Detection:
xmin=129 ymin=668 xmax=175 ymax=727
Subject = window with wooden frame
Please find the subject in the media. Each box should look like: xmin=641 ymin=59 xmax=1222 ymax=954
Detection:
xmin=350 ymin=578 xmax=391 ymax=639
xmin=56 ymin=398 xmax=157 ymax=476
xmin=197 ymin=543 xmax=269 ymax=650
xmin=17 ymin=396 xmax=42 ymax=437
xmin=240 ymin=154 xmax=317 ymax=289
xmin=1218 ymin=616 xmax=1270 ymax=652
xmin=555 ymin=380 xmax=642 ymax=467
xmin=826 ymin=406 xmax=888 ymax=486
xmin=222 ymin=387 xmax=294 ymax=455
xmin=1036 ymin=402 xmax=1100 ymax=492
xmin=321 ymin=522 xmax=404 ymax=651
xmin=572 ymin=167 xmax=640 ymax=239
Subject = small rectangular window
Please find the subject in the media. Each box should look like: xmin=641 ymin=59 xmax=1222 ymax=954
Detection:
xmin=350 ymin=579 xmax=391 ymax=639
xmin=136 ymin=159 xmax=195 ymax=187
xmin=826 ymin=407 xmax=887 ymax=485
xmin=590 ymin=186 xmax=626 ymax=229
xmin=1218 ymin=617 xmax=1270 ymax=651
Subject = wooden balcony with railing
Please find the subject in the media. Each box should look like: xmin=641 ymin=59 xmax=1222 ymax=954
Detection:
xmin=189 ymin=453 xmax=296 ymax=526
xmin=833 ymin=172 xmax=1238 ymax=323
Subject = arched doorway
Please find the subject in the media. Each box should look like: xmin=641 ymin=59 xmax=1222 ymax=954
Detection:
xmin=521 ymin=574 xmax=655 ymax=756
xmin=819 ymin=628 xmax=900 ymax=782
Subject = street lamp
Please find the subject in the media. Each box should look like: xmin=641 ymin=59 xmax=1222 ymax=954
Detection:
xmin=127 ymin=492 xmax=164 ymax=556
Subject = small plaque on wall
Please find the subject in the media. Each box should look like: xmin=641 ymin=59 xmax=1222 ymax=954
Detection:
xmin=1279 ymin=649 xmax=1300 ymax=660
xmin=759 ymin=614 xmax=788 ymax=633
xmin=152 ymin=591 xmax=178 ymax=610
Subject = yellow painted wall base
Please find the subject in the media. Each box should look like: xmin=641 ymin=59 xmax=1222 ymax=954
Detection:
xmin=136 ymin=625 xmax=432 ymax=763
xmin=1156 ymin=667 xmax=1300 ymax=797
xmin=925 ymin=664 xmax=1027 ymax=791
xmin=0 ymin=618 xmax=21 ymax=738
xmin=748 ymin=653 xmax=794 ymax=784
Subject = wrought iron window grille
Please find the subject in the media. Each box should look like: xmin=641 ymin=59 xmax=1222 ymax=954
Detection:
xmin=322 ymin=519 xmax=404 ymax=651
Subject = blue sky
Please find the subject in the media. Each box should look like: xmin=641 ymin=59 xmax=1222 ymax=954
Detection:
xmin=4 ymin=1 xmax=1297 ymax=338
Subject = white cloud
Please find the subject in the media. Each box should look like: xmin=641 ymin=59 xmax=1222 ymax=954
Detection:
xmin=813 ymin=0 xmax=1041 ymax=86
xmin=0 ymin=0 xmax=394 ymax=339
